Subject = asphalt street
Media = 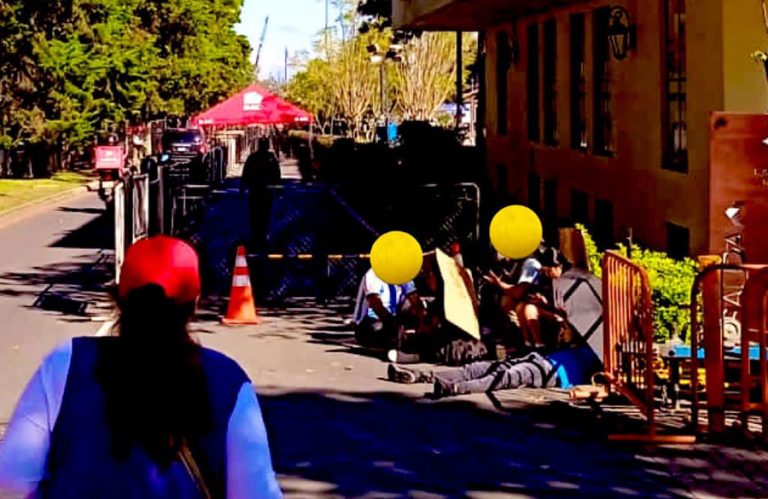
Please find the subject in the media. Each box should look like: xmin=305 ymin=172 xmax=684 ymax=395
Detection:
xmin=0 ymin=192 xmax=112 ymax=422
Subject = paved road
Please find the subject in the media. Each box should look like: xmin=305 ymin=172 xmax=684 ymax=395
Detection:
xmin=196 ymin=301 xmax=768 ymax=498
xmin=0 ymin=193 xmax=111 ymax=422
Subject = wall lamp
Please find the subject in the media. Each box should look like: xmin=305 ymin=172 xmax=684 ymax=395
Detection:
xmin=607 ymin=6 xmax=635 ymax=60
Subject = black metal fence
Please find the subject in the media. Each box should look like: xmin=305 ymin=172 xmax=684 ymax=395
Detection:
xmin=248 ymin=182 xmax=481 ymax=301
xmin=114 ymin=147 xmax=228 ymax=283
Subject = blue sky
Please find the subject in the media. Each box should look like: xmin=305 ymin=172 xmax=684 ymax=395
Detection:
xmin=236 ymin=0 xmax=328 ymax=81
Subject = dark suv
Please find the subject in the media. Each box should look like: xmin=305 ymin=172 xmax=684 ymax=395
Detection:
xmin=161 ymin=128 xmax=207 ymax=159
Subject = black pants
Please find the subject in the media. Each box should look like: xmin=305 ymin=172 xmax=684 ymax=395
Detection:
xmin=355 ymin=317 xmax=400 ymax=350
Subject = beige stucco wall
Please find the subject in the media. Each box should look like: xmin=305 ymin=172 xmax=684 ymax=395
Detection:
xmin=401 ymin=0 xmax=768 ymax=255
xmin=481 ymin=0 xmax=758 ymax=256
xmin=722 ymin=0 xmax=768 ymax=112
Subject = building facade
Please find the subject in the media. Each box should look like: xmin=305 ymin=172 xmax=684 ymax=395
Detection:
xmin=395 ymin=0 xmax=768 ymax=257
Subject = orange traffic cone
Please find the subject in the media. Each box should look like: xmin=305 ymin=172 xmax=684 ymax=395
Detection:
xmin=222 ymin=245 xmax=260 ymax=325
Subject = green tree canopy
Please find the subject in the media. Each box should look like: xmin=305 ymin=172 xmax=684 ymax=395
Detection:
xmin=0 ymin=0 xmax=253 ymax=165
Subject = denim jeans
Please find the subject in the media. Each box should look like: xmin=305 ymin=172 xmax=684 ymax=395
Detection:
xmin=434 ymin=352 xmax=557 ymax=395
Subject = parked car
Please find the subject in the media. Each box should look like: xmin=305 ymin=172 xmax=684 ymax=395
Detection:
xmin=161 ymin=128 xmax=207 ymax=159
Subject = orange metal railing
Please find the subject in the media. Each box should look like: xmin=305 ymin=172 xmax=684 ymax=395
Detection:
xmin=689 ymin=263 xmax=768 ymax=440
xmin=602 ymin=251 xmax=657 ymax=437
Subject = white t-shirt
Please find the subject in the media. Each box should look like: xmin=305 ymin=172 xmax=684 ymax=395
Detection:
xmin=353 ymin=269 xmax=416 ymax=324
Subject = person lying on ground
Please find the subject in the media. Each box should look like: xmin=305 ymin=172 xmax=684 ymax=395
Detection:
xmin=387 ymin=326 xmax=602 ymax=399
xmin=0 ymin=236 xmax=281 ymax=499
xmin=352 ymin=267 xmax=421 ymax=351
xmin=483 ymin=247 xmax=568 ymax=351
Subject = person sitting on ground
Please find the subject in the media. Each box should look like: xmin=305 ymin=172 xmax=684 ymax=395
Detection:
xmin=0 ymin=236 xmax=281 ymax=498
xmin=387 ymin=253 xmax=490 ymax=366
xmin=484 ymin=246 xmax=568 ymax=351
xmin=387 ymin=324 xmax=603 ymax=399
xmin=479 ymin=244 xmax=545 ymax=351
xmin=353 ymin=267 xmax=420 ymax=351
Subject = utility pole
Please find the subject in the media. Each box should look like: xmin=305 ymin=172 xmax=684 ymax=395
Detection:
xmin=456 ymin=31 xmax=464 ymax=130
xmin=284 ymin=47 xmax=288 ymax=83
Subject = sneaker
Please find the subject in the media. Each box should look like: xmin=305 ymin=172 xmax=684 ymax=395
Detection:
xmin=387 ymin=364 xmax=418 ymax=384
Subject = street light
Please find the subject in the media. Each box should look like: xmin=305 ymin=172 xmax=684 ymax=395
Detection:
xmin=368 ymin=42 xmax=403 ymax=145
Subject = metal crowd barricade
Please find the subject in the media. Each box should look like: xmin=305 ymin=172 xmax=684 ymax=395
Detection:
xmin=601 ymin=251 xmax=694 ymax=442
xmin=741 ymin=267 xmax=768 ymax=441
xmin=113 ymin=172 xmax=150 ymax=283
xmin=113 ymin=146 xmax=227 ymax=281
xmin=114 ymin=181 xmax=126 ymax=284
xmin=689 ymin=263 xmax=768 ymax=439
xmin=689 ymin=264 xmax=768 ymax=441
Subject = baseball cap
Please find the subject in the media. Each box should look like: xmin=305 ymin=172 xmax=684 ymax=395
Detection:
xmin=118 ymin=236 xmax=201 ymax=304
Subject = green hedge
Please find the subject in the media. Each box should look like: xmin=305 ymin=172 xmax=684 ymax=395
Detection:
xmin=577 ymin=224 xmax=697 ymax=342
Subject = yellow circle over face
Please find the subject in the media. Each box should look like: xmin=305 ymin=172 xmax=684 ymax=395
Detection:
xmin=370 ymin=231 xmax=423 ymax=285
xmin=489 ymin=205 xmax=543 ymax=260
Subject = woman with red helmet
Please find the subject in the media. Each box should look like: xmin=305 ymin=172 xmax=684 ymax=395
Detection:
xmin=0 ymin=236 xmax=281 ymax=498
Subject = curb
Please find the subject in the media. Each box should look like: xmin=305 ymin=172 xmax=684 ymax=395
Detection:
xmin=0 ymin=181 xmax=100 ymax=230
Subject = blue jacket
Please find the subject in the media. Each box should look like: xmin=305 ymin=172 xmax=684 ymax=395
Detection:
xmin=0 ymin=337 xmax=281 ymax=498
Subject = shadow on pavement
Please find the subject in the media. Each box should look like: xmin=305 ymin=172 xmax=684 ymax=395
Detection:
xmin=0 ymin=253 xmax=113 ymax=320
xmin=50 ymin=209 xmax=112 ymax=250
xmin=259 ymin=388 xmax=697 ymax=498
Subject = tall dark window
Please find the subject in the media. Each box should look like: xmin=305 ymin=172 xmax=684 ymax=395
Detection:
xmin=527 ymin=23 xmax=540 ymax=142
xmin=496 ymin=31 xmax=510 ymax=136
xmin=496 ymin=164 xmax=508 ymax=194
xmin=571 ymin=190 xmax=589 ymax=225
xmin=593 ymin=7 xmax=613 ymax=156
xmin=544 ymin=179 xmax=558 ymax=243
xmin=667 ymin=222 xmax=690 ymax=259
xmin=594 ymin=199 xmax=614 ymax=249
xmin=528 ymin=171 xmax=541 ymax=212
xmin=570 ymin=13 xmax=588 ymax=150
xmin=663 ymin=0 xmax=688 ymax=172
xmin=543 ymin=19 xmax=558 ymax=145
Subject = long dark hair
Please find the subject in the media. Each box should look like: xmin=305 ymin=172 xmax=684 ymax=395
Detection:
xmin=95 ymin=284 xmax=212 ymax=467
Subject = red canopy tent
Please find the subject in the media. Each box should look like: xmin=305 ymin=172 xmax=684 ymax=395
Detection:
xmin=190 ymin=84 xmax=312 ymax=127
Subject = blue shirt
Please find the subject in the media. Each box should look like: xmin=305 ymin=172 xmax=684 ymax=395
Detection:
xmin=353 ymin=269 xmax=417 ymax=324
